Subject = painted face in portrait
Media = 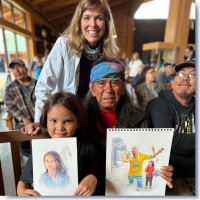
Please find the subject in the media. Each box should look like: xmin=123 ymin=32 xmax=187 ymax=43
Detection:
xmin=44 ymin=154 xmax=57 ymax=173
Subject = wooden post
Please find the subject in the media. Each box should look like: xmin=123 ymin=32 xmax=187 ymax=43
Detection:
xmin=164 ymin=0 xmax=194 ymax=64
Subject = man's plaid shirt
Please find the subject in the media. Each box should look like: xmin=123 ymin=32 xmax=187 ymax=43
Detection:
xmin=5 ymin=77 xmax=37 ymax=123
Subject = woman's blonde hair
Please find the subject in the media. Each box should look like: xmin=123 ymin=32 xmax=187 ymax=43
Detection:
xmin=61 ymin=0 xmax=119 ymax=57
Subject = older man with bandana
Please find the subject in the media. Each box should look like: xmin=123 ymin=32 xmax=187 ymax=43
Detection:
xmin=83 ymin=57 xmax=174 ymax=194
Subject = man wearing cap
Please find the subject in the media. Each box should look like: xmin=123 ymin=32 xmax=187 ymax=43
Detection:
xmin=5 ymin=58 xmax=37 ymax=157
xmin=156 ymin=62 xmax=175 ymax=84
xmin=146 ymin=60 xmax=195 ymax=195
xmin=83 ymin=57 xmax=174 ymax=194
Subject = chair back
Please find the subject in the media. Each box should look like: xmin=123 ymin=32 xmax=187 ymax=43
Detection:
xmin=164 ymin=83 xmax=172 ymax=90
xmin=0 ymin=130 xmax=45 ymax=195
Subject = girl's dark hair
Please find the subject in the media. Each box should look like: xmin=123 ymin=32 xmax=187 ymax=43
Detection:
xmin=135 ymin=66 xmax=155 ymax=86
xmin=40 ymin=92 xmax=88 ymax=138
xmin=43 ymin=151 xmax=68 ymax=179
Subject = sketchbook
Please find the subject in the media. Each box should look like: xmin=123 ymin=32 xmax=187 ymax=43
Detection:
xmin=105 ymin=128 xmax=174 ymax=196
xmin=32 ymin=138 xmax=78 ymax=196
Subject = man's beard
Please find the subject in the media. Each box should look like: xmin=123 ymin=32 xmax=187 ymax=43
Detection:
xmin=178 ymin=91 xmax=189 ymax=99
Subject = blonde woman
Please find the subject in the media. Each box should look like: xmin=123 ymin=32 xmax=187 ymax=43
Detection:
xmin=23 ymin=0 xmax=119 ymax=135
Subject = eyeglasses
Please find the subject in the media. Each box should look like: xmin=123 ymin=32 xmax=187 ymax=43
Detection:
xmin=175 ymin=71 xmax=195 ymax=78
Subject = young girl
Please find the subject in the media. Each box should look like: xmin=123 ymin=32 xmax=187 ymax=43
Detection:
xmin=145 ymin=160 xmax=155 ymax=189
xmin=17 ymin=92 xmax=102 ymax=196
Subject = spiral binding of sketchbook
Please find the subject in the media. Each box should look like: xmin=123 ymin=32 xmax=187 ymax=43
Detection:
xmin=108 ymin=128 xmax=174 ymax=132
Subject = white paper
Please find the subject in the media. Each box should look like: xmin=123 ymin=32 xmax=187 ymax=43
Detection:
xmin=32 ymin=138 xmax=78 ymax=196
xmin=106 ymin=128 xmax=174 ymax=196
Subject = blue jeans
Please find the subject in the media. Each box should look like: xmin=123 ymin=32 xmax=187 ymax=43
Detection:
xmin=146 ymin=176 xmax=153 ymax=187
xmin=128 ymin=177 xmax=143 ymax=189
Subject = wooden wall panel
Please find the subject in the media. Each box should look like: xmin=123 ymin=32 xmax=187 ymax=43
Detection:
xmin=112 ymin=0 xmax=144 ymax=58
xmin=112 ymin=2 xmax=130 ymax=58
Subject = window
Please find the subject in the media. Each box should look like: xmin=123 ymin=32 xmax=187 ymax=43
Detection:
xmin=134 ymin=0 xmax=195 ymax=19
xmin=1 ymin=0 xmax=12 ymax=23
xmin=1 ymin=0 xmax=27 ymax=29
xmin=0 ymin=28 xmax=29 ymax=74
xmin=13 ymin=7 xmax=26 ymax=29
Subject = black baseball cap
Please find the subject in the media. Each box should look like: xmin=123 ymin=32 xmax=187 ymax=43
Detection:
xmin=175 ymin=58 xmax=195 ymax=72
xmin=9 ymin=58 xmax=26 ymax=68
xmin=164 ymin=62 xmax=175 ymax=67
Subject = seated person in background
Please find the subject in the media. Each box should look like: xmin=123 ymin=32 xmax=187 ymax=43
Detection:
xmin=119 ymin=52 xmax=126 ymax=67
xmin=156 ymin=62 xmax=175 ymax=84
xmin=0 ymin=56 xmax=5 ymax=72
xmin=146 ymin=60 xmax=195 ymax=196
xmin=5 ymin=58 xmax=37 ymax=157
xmin=29 ymin=55 xmax=38 ymax=77
xmin=34 ymin=58 xmax=43 ymax=80
xmin=134 ymin=66 xmax=164 ymax=109
xmin=124 ymin=57 xmax=130 ymax=79
xmin=132 ymin=64 xmax=145 ymax=86
xmin=184 ymin=46 xmax=195 ymax=62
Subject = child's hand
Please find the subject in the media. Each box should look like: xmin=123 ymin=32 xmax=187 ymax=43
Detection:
xmin=19 ymin=189 xmax=41 ymax=196
xmin=73 ymin=174 xmax=97 ymax=196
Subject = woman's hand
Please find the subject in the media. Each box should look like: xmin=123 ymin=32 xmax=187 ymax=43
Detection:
xmin=73 ymin=174 xmax=97 ymax=196
xmin=19 ymin=189 xmax=41 ymax=196
xmin=21 ymin=122 xmax=41 ymax=136
xmin=159 ymin=165 xmax=174 ymax=188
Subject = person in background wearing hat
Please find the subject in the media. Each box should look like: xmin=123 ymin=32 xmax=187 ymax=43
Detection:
xmin=146 ymin=60 xmax=195 ymax=195
xmin=83 ymin=57 xmax=174 ymax=194
xmin=156 ymin=62 xmax=175 ymax=84
xmin=5 ymin=58 xmax=37 ymax=158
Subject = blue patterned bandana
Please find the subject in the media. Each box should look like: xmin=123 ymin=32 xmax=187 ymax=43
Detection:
xmin=90 ymin=62 xmax=125 ymax=82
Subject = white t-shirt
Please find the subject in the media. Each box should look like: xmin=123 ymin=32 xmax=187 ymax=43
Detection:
xmin=128 ymin=59 xmax=143 ymax=77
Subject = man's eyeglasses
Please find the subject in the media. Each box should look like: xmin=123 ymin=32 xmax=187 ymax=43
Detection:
xmin=175 ymin=71 xmax=195 ymax=78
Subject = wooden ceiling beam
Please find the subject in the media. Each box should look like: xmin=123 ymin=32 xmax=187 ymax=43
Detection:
xmin=53 ymin=15 xmax=73 ymax=26
xmin=46 ymin=5 xmax=75 ymax=19
xmin=30 ymin=0 xmax=50 ymax=6
xmin=108 ymin=0 xmax=129 ymax=8
xmin=39 ymin=0 xmax=78 ymax=13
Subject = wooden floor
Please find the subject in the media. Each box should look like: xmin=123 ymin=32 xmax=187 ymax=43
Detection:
xmin=0 ymin=104 xmax=28 ymax=196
